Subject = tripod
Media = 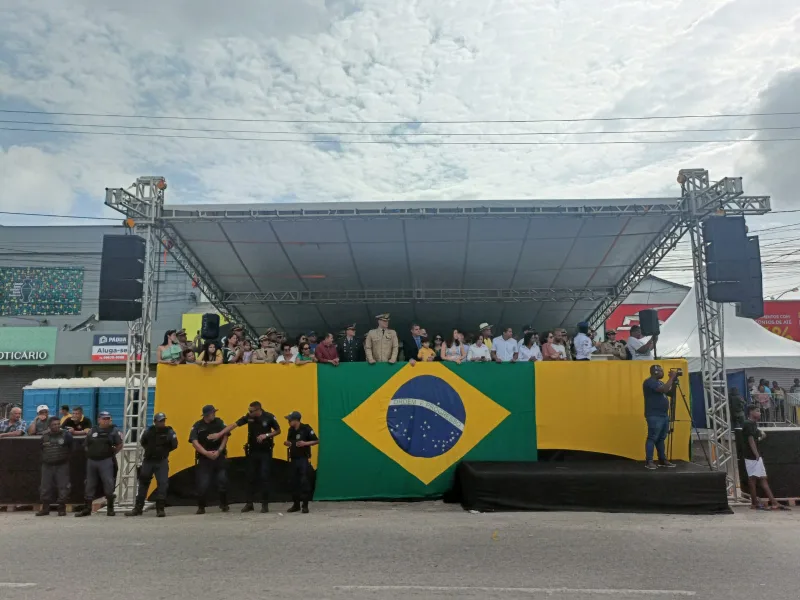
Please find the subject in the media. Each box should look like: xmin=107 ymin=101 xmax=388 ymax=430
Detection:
xmin=667 ymin=378 xmax=713 ymax=469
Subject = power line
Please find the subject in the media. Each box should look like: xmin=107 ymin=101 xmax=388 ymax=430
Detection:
xmin=2 ymin=125 xmax=799 ymax=146
xmin=3 ymin=108 xmax=800 ymax=124
xmin=4 ymin=118 xmax=800 ymax=137
xmin=0 ymin=210 xmax=119 ymax=221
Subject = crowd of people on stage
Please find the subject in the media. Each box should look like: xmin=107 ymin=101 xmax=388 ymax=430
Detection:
xmin=157 ymin=315 xmax=660 ymax=367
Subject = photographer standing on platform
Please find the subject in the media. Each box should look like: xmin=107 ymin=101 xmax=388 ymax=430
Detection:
xmin=643 ymin=365 xmax=678 ymax=470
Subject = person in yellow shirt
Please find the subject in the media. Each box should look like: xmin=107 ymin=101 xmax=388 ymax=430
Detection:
xmin=417 ymin=337 xmax=436 ymax=362
xmin=59 ymin=405 xmax=71 ymax=425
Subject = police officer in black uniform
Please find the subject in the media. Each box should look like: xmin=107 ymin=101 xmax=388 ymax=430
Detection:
xmin=283 ymin=411 xmax=318 ymax=514
xmin=209 ymin=401 xmax=280 ymax=513
xmin=75 ymin=411 xmax=123 ymax=517
xmin=189 ymin=405 xmax=230 ymax=514
xmin=36 ymin=417 xmax=73 ymax=516
xmin=125 ymin=412 xmax=178 ymax=518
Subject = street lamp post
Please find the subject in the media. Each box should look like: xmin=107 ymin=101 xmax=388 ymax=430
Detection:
xmin=771 ymin=287 xmax=799 ymax=300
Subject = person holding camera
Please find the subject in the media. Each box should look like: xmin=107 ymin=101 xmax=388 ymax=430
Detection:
xmin=643 ymin=365 xmax=678 ymax=470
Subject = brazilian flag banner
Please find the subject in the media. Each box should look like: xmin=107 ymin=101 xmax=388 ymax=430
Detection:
xmin=314 ymin=362 xmax=537 ymax=500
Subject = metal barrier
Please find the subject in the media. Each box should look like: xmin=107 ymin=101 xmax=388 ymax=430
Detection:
xmin=752 ymin=392 xmax=800 ymax=427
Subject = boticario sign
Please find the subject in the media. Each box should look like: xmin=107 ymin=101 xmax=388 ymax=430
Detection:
xmin=0 ymin=327 xmax=56 ymax=366
xmin=0 ymin=351 xmax=49 ymax=361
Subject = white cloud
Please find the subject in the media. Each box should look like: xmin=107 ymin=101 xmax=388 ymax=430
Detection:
xmin=0 ymin=0 xmax=799 ymax=218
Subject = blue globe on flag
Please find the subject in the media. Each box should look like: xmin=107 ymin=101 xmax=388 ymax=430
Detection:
xmin=386 ymin=375 xmax=466 ymax=458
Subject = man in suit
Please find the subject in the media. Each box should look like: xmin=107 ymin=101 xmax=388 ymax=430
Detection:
xmin=338 ymin=323 xmax=364 ymax=363
xmin=401 ymin=323 xmax=424 ymax=364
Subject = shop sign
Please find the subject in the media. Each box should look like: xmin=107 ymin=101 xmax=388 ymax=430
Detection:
xmin=0 ymin=327 xmax=57 ymax=365
xmin=91 ymin=334 xmax=131 ymax=362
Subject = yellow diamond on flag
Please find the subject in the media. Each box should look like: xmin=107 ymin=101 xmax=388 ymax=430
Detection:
xmin=343 ymin=363 xmax=510 ymax=485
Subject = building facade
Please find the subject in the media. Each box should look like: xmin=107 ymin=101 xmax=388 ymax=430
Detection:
xmin=0 ymin=225 xmax=200 ymax=404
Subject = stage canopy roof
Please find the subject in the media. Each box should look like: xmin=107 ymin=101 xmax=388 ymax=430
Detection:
xmin=161 ymin=199 xmax=681 ymax=336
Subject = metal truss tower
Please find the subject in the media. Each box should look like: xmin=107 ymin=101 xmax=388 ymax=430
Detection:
xmin=104 ymin=177 xmax=166 ymax=507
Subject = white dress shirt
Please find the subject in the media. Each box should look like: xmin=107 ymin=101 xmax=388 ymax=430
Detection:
xmin=573 ymin=332 xmax=596 ymax=361
xmin=276 ymin=354 xmax=296 ymax=364
xmin=492 ymin=336 xmax=518 ymax=362
xmin=517 ymin=343 xmax=543 ymax=362
xmin=467 ymin=344 xmax=491 ymax=362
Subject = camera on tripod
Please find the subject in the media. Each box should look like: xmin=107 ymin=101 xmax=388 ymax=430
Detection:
xmin=669 ymin=367 xmax=684 ymax=377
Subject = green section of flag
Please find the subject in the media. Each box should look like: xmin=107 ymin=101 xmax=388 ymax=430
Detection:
xmin=315 ymin=362 xmax=536 ymax=500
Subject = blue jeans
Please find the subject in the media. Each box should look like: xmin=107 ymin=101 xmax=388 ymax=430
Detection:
xmin=645 ymin=415 xmax=669 ymax=462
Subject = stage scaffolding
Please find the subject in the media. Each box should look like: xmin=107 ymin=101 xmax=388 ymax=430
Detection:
xmin=105 ymin=170 xmax=770 ymax=505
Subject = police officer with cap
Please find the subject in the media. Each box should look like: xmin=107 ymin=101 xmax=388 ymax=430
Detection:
xmin=126 ymin=412 xmax=177 ymax=518
xmin=36 ymin=416 xmax=73 ymax=516
xmin=209 ymin=401 xmax=280 ymax=513
xmin=283 ymin=411 xmax=318 ymax=514
xmin=189 ymin=405 xmax=230 ymax=514
xmin=75 ymin=411 xmax=122 ymax=517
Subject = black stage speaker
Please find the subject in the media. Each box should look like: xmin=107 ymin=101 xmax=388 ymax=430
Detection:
xmin=639 ymin=309 xmax=660 ymax=337
xmin=736 ymin=236 xmax=764 ymax=318
xmin=201 ymin=313 xmax=220 ymax=340
xmin=704 ymin=216 xmax=747 ymax=286
xmin=98 ymin=235 xmax=145 ymax=321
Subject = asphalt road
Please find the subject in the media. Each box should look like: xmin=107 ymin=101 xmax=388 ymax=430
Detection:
xmin=1 ymin=502 xmax=797 ymax=600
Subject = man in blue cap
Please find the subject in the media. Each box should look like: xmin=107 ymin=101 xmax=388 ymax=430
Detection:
xmin=75 ymin=411 xmax=122 ymax=517
xmin=126 ymin=412 xmax=177 ymax=518
xmin=189 ymin=405 xmax=230 ymax=514
xmin=283 ymin=411 xmax=318 ymax=514
xmin=573 ymin=322 xmax=597 ymax=361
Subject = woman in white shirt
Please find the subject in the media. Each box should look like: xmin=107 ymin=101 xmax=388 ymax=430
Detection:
xmin=441 ymin=329 xmax=467 ymax=364
xmin=276 ymin=342 xmax=296 ymax=364
xmin=467 ymin=335 xmax=492 ymax=362
xmin=289 ymin=334 xmax=307 ymax=358
xmin=517 ymin=331 xmax=543 ymax=362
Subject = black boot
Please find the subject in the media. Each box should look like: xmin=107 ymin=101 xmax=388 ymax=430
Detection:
xmin=156 ymin=500 xmax=166 ymax=518
xmin=287 ymin=501 xmax=301 ymax=513
xmin=241 ymin=502 xmax=254 ymax=513
xmin=219 ymin=493 xmax=229 ymax=512
xmin=196 ymin=502 xmax=206 ymax=515
xmin=125 ymin=501 xmax=144 ymax=517
xmin=35 ymin=504 xmax=50 ymax=516
xmin=106 ymin=495 xmax=115 ymax=517
xmin=57 ymin=504 xmax=67 ymax=517
xmin=75 ymin=501 xmax=92 ymax=518
xmin=301 ymin=501 xmax=309 ymax=514
xmin=260 ymin=503 xmax=269 ymax=513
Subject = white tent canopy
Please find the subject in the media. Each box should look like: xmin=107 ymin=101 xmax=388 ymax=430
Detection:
xmin=657 ymin=287 xmax=800 ymax=371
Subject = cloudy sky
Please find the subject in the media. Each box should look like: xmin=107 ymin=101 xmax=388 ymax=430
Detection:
xmin=1 ymin=0 xmax=799 ymax=289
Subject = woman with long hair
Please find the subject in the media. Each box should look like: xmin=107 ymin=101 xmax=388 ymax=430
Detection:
xmin=466 ymin=334 xmax=491 ymax=362
xmin=540 ymin=331 xmax=565 ymax=361
xmin=440 ymin=329 xmax=467 ymax=364
xmin=158 ymin=329 xmax=182 ymax=364
xmin=199 ymin=340 xmax=223 ymax=365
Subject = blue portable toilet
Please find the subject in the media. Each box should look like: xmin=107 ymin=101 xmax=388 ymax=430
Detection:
xmin=22 ymin=384 xmax=61 ymax=425
xmin=97 ymin=378 xmax=156 ymax=430
xmin=58 ymin=387 xmax=97 ymax=424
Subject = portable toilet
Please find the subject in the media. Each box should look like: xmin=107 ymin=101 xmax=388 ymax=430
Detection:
xmin=97 ymin=377 xmax=156 ymax=429
xmin=58 ymin=385 xmax=98 ymax=424
xmin=22 ymin=379 xmax=62 ymax=424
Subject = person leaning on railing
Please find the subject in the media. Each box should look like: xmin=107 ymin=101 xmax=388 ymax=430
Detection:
xmin=198 ymin=340 xmax=223 ymax=365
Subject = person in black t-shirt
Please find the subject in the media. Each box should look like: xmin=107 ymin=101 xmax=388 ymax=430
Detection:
xmin=210 ymin=401 xmax=280 ymax=513
xmin=283 ymin=411 xmax=318 ymax=514
xmin=189 ymin=405 xmax=230 ymax=514
xmin=742 ymin=405 xmax=789 ymax=511
xmin=62 ymin=406 xmax=92 ymax=437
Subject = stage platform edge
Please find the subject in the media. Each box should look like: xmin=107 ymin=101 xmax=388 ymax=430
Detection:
xmin=449 ymin=460 xmax=732 ymax=515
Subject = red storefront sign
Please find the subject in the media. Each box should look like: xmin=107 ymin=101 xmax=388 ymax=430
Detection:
xmin=605 ymin=304 xmax=679 ymax=340
xmin=607 ymin=300 xmax=800 ymax=342
xmin=758 ymin=301 xmax=800 ymax=341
